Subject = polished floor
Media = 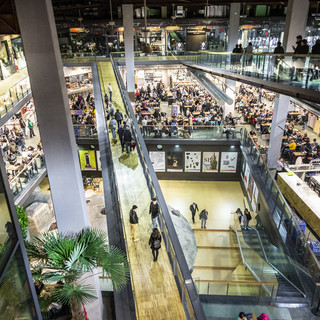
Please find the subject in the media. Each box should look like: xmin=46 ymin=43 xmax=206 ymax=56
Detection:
xmin=159 ymin=180 xmax=264 ymax=296
xmin=98 ymin=61 xmax=186 ymax=319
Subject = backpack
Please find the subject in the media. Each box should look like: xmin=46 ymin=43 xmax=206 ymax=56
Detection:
xmin=247 ymin=212 xmax=252 ymax=220
xmin=153 ymin=239 xmax=161 ymax=249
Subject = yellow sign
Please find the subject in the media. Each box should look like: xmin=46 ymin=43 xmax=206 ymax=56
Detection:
xmin=78 ymin=150 xmax=96 ymax=170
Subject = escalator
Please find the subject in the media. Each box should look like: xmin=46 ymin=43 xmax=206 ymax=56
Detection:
xmin=242 ymin=226 xmax=309 ymax=307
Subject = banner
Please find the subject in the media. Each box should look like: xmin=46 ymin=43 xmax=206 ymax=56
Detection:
xmin=220 ymin=152 xmax=238 ymax=172
xmin=202 ymin=152 xmax=219 ymax=172
xmin=185 ymin=152 xmax=201 ymax=172
xmin=78 ymin=150 xmax=96 ymax=170
xmin=149 ymin=151 xmax=165 ymax=172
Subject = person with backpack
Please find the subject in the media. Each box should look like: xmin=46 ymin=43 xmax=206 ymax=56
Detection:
xmin=109 ymin=117 xmax=117 ymax=140
xmin=114 ymin=109 xmax=123 ymax=128
xmin=149 ymin=228 xmax=161 ymax=261
xmin=243 ymin=208 xmax=252 ymax=230
xmin=149 ymin=197 xmax=160 ymax=229
xmin=199 ymin=209 xmax=208 ymax=229
xmin=129 ymin=205 xmax=139 ymax=241
xmin=28 ymin=119 xmax=35 ymax=138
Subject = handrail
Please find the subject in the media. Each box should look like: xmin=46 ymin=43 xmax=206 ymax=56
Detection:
xmin=8 ymin=151 xmax=43 ymax=186
xmin=248 ymin=226 xmax=307 ymax=298
xmin=197 ymin=280 xmax=278 ymax=285
xmin=229 ymin=224 xmax=272 ymax=297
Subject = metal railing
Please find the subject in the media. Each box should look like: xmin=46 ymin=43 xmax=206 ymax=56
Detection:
xmin=241 ymin=129 xmax=320 ymax=303
xmin=110 ymin=55 xmax=206 ymax=319
xmin=229 ymin=225 xmax=277 ymax=298
xmin=0 ymin=75 xmax=31 ymax=119
xmin=8 ymin=152 xmax=45 ymax=199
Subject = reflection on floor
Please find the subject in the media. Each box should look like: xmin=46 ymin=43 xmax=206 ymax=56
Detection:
xmin=159 ymin=180 xmax=262 ymax=296
xmin=98 ymin=61 xmax=186 ymax=319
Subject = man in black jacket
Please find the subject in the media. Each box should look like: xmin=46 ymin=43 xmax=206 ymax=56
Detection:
xmin=117 ymin=124 xmax=125 ymax=152
xmin=123 ymin=126 xmax=132 ymax=154
xmin=149 ymin=197 xmax=160 ymax=229
xmin=129 ymin=205 xmax=139 ymax=241
xmin=189 ymin=202 xmax=199 ymax=223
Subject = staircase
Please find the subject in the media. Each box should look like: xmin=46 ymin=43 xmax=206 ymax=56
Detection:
xmin=241 ymin=227 xmax=309 ymax=307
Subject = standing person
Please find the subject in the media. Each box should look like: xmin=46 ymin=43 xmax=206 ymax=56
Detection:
xmin=245 ymin=42 xmax=253 ymax=66
xmin=107 ymin=103 xmax=115 ymax=120
xmin=275 ymin=157 xmax=284 ymax=180
xmin=236 ymin=208 xmax=243 ymax=225
xmin=117 ymin=124 xmax=125 ymax=152
xmin=302 ymin=111 xmax=309 ymax=130
xmin=109 ymin=117 xmax=117 ymax=140
xmin=104 ymin=93 xmax=109 ymax=108
xmin=108 ymin=83 xmax=113 ymax=102
xmin=19 ymin=117 xmax=26 ymax=136
xmin=149 ymin=228 xmax=161 ymax=262
xmin=141 ymin=117 xmax=148 ymax=136
xmin=28 ymin=119 xmax=35 ymax=138
xmin=114 ymin=109 xmax=123 ymax=127
xmin=123 ymin=126 xmax=133 ymax=154
xmin=274 ymin=41 xmax=284 ymax=69
xmin=189 ymin=202 xmax=199 ymax=224
xmin=199 ymin=209 xmax=208 ymax=229
xmin=243 ymin=208 xmax=252 ymax=230
xmin=310 ymin=39 xmax=320 ymax=80
xmin=149 ymin=197 xmax=160 ymax=229
xmin=129 ymin=205 xmax=139 ymax=241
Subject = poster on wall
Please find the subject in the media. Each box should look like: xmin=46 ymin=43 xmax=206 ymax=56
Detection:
xmin=220 ymin=152 xmax=238 ymax=172
xmin=185 ymin=152 xmax=201 ymax=172
xmin=244 ymin=163 xmax=250 ymax=190
xmin=248 ymin=176 xmax=255 ymax=201
xmin=78 ymin=150 xmax=96 ymax=170
xmin=149 ymin=151 xmax=165 ymax=172
xmin=96 ymin=151 xmax=101 ymax=170
xmin=167 ymin=151 xmax=183 ymax=172
xmin=253 ymin=182 xmax=259 ymax=204
xmin=202 ymin=152 xmax=219 ymax=172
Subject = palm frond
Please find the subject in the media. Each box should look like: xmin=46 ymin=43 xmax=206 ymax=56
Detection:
xmin=52 ymin=283 xmax=97 ymax=305
xmin=100 ymin=245 xmax=130 ymax=291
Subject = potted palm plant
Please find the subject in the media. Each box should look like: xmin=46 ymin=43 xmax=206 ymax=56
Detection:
xmin=26 ymin=228 xmax=129 ymax=319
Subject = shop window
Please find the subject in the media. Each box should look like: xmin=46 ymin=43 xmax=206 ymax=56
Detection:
xmin=0 ymin=41 xmax=14 ymax=80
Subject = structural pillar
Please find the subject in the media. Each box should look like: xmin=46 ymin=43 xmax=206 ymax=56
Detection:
xmin=267 ymin=94 xmax=290 ymax=169
xmin=122 ymin=4 xmax=135 ymax=101
xmin=283 ymin=0 xmax=309 ymax=52
xmin=227 ymin=3 xmax=240 ymax=51
xmin=14 ymin=0 xmax=90 ymax=233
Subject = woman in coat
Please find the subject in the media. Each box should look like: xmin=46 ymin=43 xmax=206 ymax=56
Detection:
xmin=149 ymin=228 xmax=161 ymax=262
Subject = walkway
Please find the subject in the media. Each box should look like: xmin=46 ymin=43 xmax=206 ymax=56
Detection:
xmin=97 ymin=61 xmax=186 ymax=319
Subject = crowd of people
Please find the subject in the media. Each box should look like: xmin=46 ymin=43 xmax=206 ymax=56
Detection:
xmin=0 ymin=104 xmax=43 ymax=191
xmin=70 ymin=92 xmax=96 ymax=126
xmin=135 ymin=82 xmax=230 ymax=138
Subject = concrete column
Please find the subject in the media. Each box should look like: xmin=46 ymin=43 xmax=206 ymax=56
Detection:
xmin=14 ymin=0 xmax=90 ymax=233
xmin=283 ymin=0 xmax=309 ymax=52
xmin=122 ymin=4 xmax=135 ymax=100
xmin=224 ymin=79 xmax=236 ymax=117
xmin=227 ymin=3 xmax=240 ymax=51
xmin=267 ymin=94 xmax=290 ymax=169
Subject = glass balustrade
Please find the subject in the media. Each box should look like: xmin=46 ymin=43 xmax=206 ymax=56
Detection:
xmin=8 ymin=153 xmax=45 ymax=200
xmin=73 ymin=124 xmax=98 ymax=138
xmin=0 ymin=76 xmax=31 ymax=119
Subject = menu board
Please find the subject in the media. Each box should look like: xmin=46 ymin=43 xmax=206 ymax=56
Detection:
xmin=220 ymin=152 xmax=238 ymax=172
xmin=78 ymin=150 xmax=96 ymax=170
xmin=202 ymin=152 xmax=219 ymax=172
xmin=185 ymin=152 xmax=201 ymax=172
xmin=149 ymin=151 xmax=165 ymax=172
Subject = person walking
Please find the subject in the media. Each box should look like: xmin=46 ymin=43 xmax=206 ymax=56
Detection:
xmin=302 ymin=111 xmax=309 ymax=130
xmin=236 ymin=208 xmax=243 ymax=225
xmin=104 ymin=93 xmax=109 ymax=108
xmin=108 ymin=83 xmax=113 ymax=102
xmin=106 ymin=103 xmax=115 ymax=120
xmin=149 ymin=228 xmax=161 ymax=261
xmin=115 ymin=109 xmax=123 ymax=127
xmin=189 ymin=202 xmax=199 ymax=224
xmin=117 ymin=124 xmax=125 ymax=152
xmin=109 ymin=117 xmax=117 ymax=140
xmin=243 ymin=208 xmax=252 ymax=230
xmin=149 ymin=197 xmax=160 ymax=229
xmin=123 ymin=126 xmax=133 ymax=154
xmin=19 ymin=117 xmax=26 ymax=136
xmin=199 ymin=209 xmax=208 ymax=229
xmin=27 ymin=119 xmax=35 ymax=138
xmin=129 ymin=205 xmax=139 ymax=241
